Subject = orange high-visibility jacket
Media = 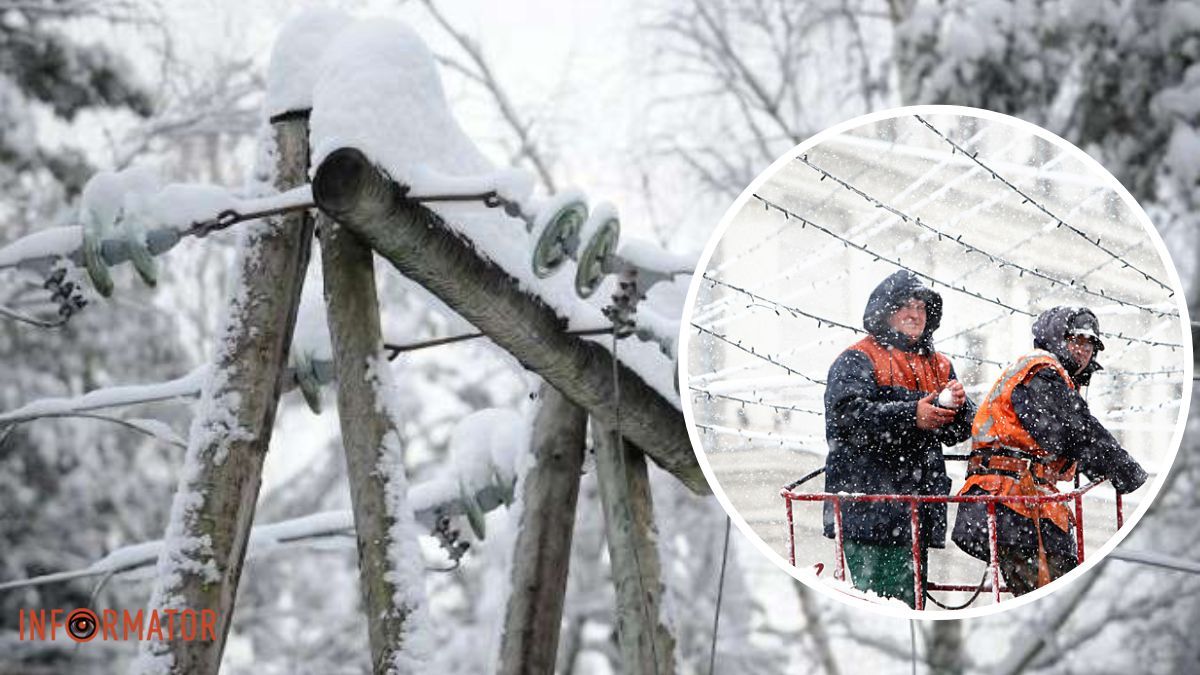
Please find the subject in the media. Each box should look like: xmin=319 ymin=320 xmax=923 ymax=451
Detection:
xmin=958 ymin=350 xmax=1077 ymax=532
xmin=846 ymin=335 xmax=951 ymax=393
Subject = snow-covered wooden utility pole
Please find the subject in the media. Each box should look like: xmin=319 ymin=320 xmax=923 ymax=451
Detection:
xmin=593 ymin=423 xmax=677 ymax=674
xmin=318 ymin=206 xmax=430 ymax=671
xmin=309 ymin=147 xmax=706 ymax=495
xmin=497 ymin=384 xmax=587 ymax=674
xmin=136 ymin=114 xmax=315 ymax=674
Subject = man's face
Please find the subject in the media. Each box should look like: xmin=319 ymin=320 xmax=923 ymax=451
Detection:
xmin=1065 ymin=334 xmax=1096 ymax=373
xmin=887 ymin=298 xmax=927 ymax=341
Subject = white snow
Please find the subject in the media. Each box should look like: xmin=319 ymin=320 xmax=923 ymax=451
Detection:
xmin=122 ymin=418 xmax=187 ymax=448
xmin=409 ymin=165 xmax=536 ymax=206
xmin=0 ymin=177 xmax=312 ymax=281
xmin=366 ymin=352 xmax=436 ymax=671
xmin=308 ymin=17 xmax=686 ymax=407
xmin=619 ymin=236 xmax=699 ymax=275
xmin=0 ymin=226 xmax=81 ymax=269
xmin=0 ymin=367 xmax=207 ymax=424
xmin=265 ymin=7 xmax=353 ymax=117
xmin=141 ymin=183 xmax=237 ymax=229
xmin=310 ymin=19 xmax=491 ymax=180
xmin=290 ymin=272 xmax=333 ymax=363
xmin=82 ymin=166 xmax=162 ymax=233
xmin=635 ymin=304 xmax=680 ymax=358
xmin=449 ymin=408 xmax=526 ymax=496
xmin=0 ymin=465 xmax=537 ymax=594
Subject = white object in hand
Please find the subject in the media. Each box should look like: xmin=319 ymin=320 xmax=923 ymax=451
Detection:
xmin=937 ymin=388 xmax=955 ymax=408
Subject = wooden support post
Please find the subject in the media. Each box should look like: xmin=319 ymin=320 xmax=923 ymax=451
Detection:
xmin=593 ymin=421 xmax=677 ymax=674
xmin=310 ymin=148 xmax=706 ymax=495
xmin=497 ymin=384 xmax=587 ymax=674
xmin=136 ymin=114 xmax=314 ymax=674
xmin=318 ymin=211 xmax=427 ymax=671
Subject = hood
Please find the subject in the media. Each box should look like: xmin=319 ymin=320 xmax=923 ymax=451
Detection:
xmin=862 ymin=270 xmax=943 ymax=354
xmin=1032 ymin=306 xmax=1104 ymax=386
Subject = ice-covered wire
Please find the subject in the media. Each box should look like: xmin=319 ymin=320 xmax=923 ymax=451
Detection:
xmin=700 ymin=275 xmax=1004 ymax=368
xmin=700 ymin=127 xmax=994 ymax=325
xmin=914 ymin=114 xmax=1174 ymax=295
xmin=795 ymin=154 xmax=1176 ymax=320
xmin=688 ymin=387 xmax=824 ymax=416
xmin=750 ymin=194 xmax=1181 ymax=350
xmin=703 ymin=275 xmax=862 ymax=332
xmin=706 ymin=124 xmax=924 ymax=281
xmin=692 ymin=423 xmax=828 ymax=455
xmin=938 ymin=312 xmax=1011 ymax=344
xmin=692 ymin=322 xmax=827 ymax=385
xmin=1098 ymin=398 xmax=1181 ymax=420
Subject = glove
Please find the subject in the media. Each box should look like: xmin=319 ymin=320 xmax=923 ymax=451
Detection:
xmin=1109 ymin=458 xmax=1149 ymax=495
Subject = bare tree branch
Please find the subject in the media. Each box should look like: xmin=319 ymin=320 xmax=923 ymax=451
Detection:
xmin=419 ymin=0 xmax=558 ymax=192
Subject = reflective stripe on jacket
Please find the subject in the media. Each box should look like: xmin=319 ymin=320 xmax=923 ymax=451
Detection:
xmin=958 ymin=350 xmax=1076 ymax=532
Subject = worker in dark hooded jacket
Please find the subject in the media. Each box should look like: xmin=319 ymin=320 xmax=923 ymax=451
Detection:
xmin=951 ymin=306 xmax=1148 ymax=595
xmin=823 ymin=271 xmax=976 ymax=607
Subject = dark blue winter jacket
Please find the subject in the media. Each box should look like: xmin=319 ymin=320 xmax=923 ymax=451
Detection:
xmin=822 ymin=271 xmax=976 ymax=548
xmin=951 ymin=306 xmax=1148 ymax=561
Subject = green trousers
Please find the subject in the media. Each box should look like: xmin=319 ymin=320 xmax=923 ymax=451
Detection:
xmin=843 ymin=540 xmax=928 ymax=608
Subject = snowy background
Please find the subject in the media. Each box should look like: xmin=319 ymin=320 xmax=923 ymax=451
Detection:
xmin=1 ymin=0 xmax=1199 ymax=674
xmin=686 ymin=110 xmax=1189 ymax=611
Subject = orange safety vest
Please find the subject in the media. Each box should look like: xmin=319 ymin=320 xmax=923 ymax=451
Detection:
xmin=846 ymin=335 xmax=951 ymax=394
xmin=959 ymin=350 xmax=1077 ymax=534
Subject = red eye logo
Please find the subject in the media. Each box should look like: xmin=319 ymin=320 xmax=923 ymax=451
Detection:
xmin=66 ymin=608 xmax=97 ymax=643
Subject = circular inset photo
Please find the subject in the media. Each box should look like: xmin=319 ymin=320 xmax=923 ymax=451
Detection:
xmin=680 ymin=106 xmax=1192 ymax=618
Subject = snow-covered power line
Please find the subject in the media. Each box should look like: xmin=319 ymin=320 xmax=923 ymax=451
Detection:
xmin=794 ymin=153 xmax=1176 ymax=319
xmin=698 ymin=127 xmax=998 ymax=327
xmin=0 ymin=463 xmax=519 ymax=594
xmin=701 ymin=274 xmax=1005 ymax=368
xmin=913 ymin=114 xmax=1174 ymax=295
xmin=750 ymin=194 xmax=1182 ymax=350
xmin=705 ymin=125 xmax=927 ymax=281
xmin=691 ymin=322 xmax=827 ymax=385
xmin=692 ymin=423 xmax=827 ymax=456
xmin=687 ymin=387 xmax=824 ymax=416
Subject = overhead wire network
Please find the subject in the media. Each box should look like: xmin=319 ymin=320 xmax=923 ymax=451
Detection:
xmin=697 ymin=127 xmax=999 ymax=328
xmin=913 ymin=114 xmax=1175 ymax=295
xmin=748 ymin=194 xmax=1181 ymax=350
xmin=794 ymin=153 xmax=1177 ymax=320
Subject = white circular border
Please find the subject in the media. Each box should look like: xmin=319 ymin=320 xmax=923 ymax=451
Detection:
xmin=677 ymin=104 xmax=1194 ymax=621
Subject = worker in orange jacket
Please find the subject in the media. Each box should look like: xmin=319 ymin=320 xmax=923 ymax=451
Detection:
xmin=951 ymin=306 xmax=1148 ymax=595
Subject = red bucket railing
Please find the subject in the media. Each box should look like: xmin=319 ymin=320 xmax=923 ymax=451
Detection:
xmin=780 ymin=467 xmax=1124 ymax=609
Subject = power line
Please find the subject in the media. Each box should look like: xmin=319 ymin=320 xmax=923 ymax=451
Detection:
xmin=699 ymin=128 xmax=999 ymax=326
xmin=688 ymin=387 xmax=824 ymax=416
xmin=707 ymin=125 xmax=925 ymax=280
xmin=692 ymin=423 xmax=828 ymax=454
xmin=913 ymin=114 xmax=1174 ymax=296
xmin=750 ymin=194 xmax=1181 ymax=350
xmin=795 ymin=154 xmax=1176 ymax=320
xmin=701 ymin=274 xmax=1004 ymax=367
xmin=691 ymin=322 xmax=827 ymax=385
